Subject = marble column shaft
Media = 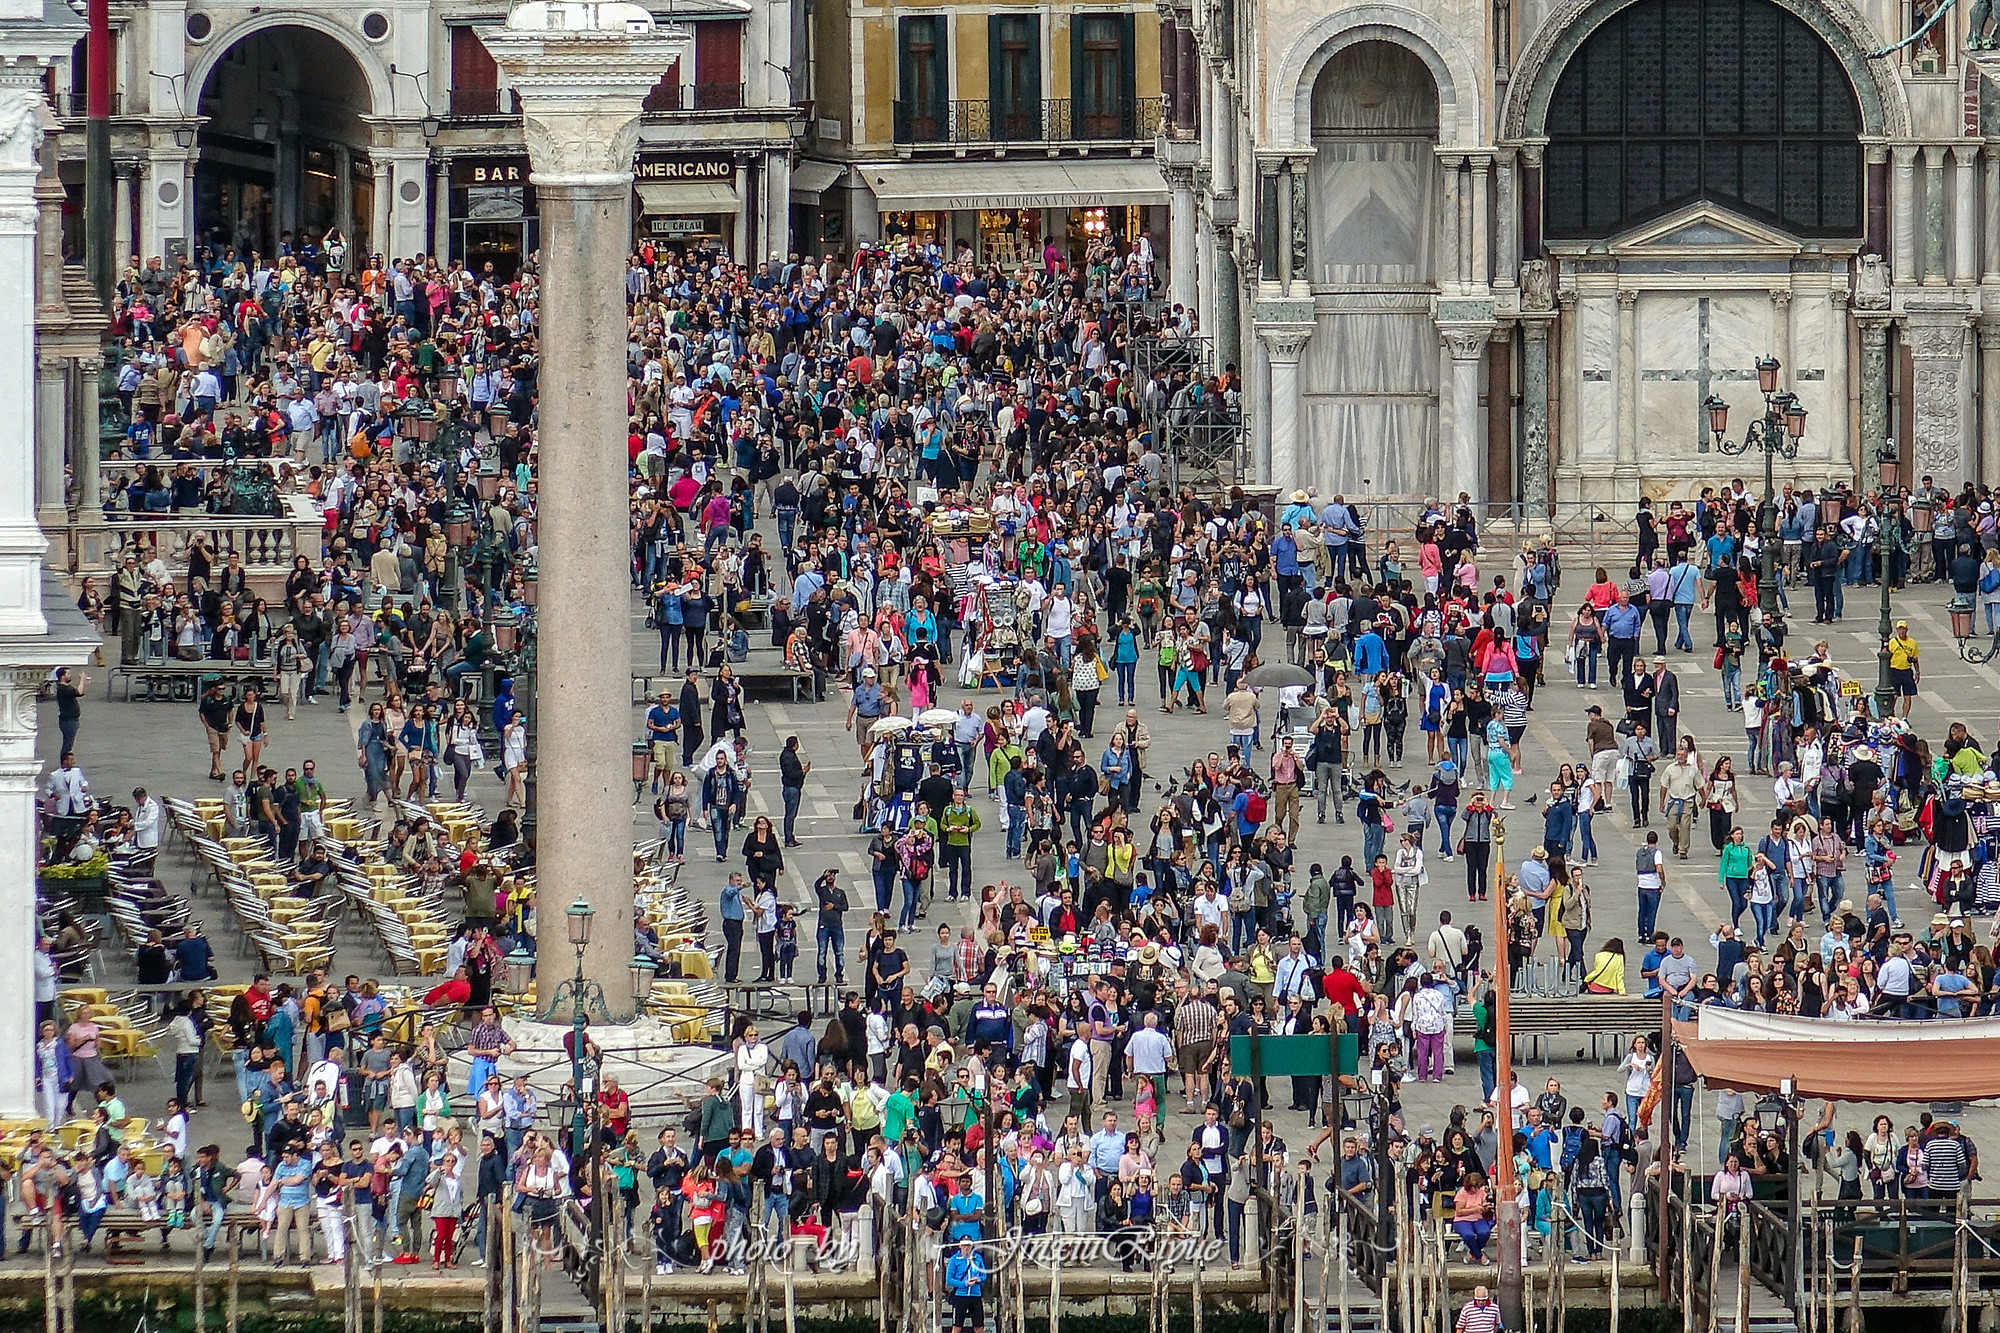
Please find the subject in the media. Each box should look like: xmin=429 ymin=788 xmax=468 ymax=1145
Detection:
xmin=1440 ymin=327 xmax=1491 ymax=504
xmin=1168 ymin=168 xmax=1196 ymax=311
xmin=36 ymin=356 xmax=65 ymax=517
xmin=1259 ymin=325 xmax=1312 ymax=497
xmin=1955 ymin=145 xmax=1979 ymax=286
xmin=1923 ymin=145 xmax=1949 ymax=285
xmin=1175 ymin=25 xmax=1199 ymax=133
xmin=1495 ymin=151 xmax=1518 ymax=290
xmin=0 ymin=677 xmax=42 ymax=1117
xmin=1522 ymin=320 xmax=1551 ymax=512
xmin=1213 ymin=239 xmax=1241 ymax=373
xmin=1470 ymin=154 xmax=1491 ymax=292
xmin=1616 ymin=291 xmax=1638 ymax=475
xmin=112 ymin=164 xmax=132 ymax=268
xmin=1982 ymin=324 xmax=2000 ymax=487
xmin=0 ymin=90 xmax=48 ymax=637
xmin=1438 ymin=155 xmax=1462 ymax=296
xmin=1985 ymin=150 xmax=2000 ymax=283
xmin=1893 ymin=146 xmax=1918 ymax=284
xmin=485 ymin=15 xmax=688 ymax=1022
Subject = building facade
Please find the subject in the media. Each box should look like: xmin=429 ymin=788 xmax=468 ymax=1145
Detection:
xmin=1184 ymin=0 xmax=2000 ymax=504
xmin=800 ymin=0 xmax=1176 ymax=271
xmin=51 ymin=0 xmax=801 ymax=272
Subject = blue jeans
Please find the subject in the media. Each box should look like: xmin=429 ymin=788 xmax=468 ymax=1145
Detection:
xmin=1577 ymin=809 xmax=1599 ymax=862
xmin=1231 ymin=911 xmax=1256 ymax=952
xmin=1573 ymin=641 xmax=1600 ymax=685
xmin=1477 ymin=1048 xmax=1496 ymax=1103
xmin=668 ymin=818 xmax=687 ymax=857
xmin=1362 ymin=821 xmax=1385 ymax=869
xmin=1673 ymin=604 xmax=1694 ymax=651
xmin=711 ymin=807 xmax=733 ymax=858
xmin=1724 ymin=877 xmax=1748 ymax=929
xmin=900 ymin=878 xmax=921 ymax=929
xmin=1051 ymin=635 xmax=1073 ymax=667
xmin=782 ymin=785 xmax=802 ymax=843
xmin=1788 ymin=876 xmax=1811 ymax=921
xmin=1721 ymin=661 xmax=1742 ymax=708
xmin=1006 ymin=805 xmax=1026 ymax=858
xmin=943 ymin=843 xmax=972 ymax=900
xmin=815 ymin=917 xmax=847 ymax=980
xmin=1637 ymin=888 xmax=1660 ymax=941
xmin=1816 ymin=873 xmax=1842 ymax=919
xmin=1447 ymin=736 xmax=1467 ymax=772
xmin=1435 ymin=805 xmax=1456 ymax=856
xmin=1749 ymin=899 xmax=1779 ymax=945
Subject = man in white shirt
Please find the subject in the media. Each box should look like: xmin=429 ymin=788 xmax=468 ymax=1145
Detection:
xmin=131 ymin=787 xmax=163 ymax=852
xmin=1271 ymin=937 xmax=1319 ymax=1005
xmin=1043 ymin=585 xmax=1075 ymax=666
xmin=1021 ymin=698 xmax=1052 ymax=748
xmin=45 ymin=754 xmax=89 ymax=834
xmin=1124 ymin=1011 xmax=1174 ymax=1081
xmin=1065 ymin=1034 xmax=1093 ymax=1122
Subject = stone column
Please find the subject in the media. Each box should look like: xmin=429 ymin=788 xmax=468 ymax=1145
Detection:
xmin=1167 ymin=164 xmax=1196 ymax=310
xmin=431 ymin=162 xmax=450 ymax=263
xmin=1955 ymin=144 xmax=1980 ymax=287
xmin=1906 ymin=309 xmax=1970 ymax=486
xmin=0 ymin=91 xmax=49 ymax=637
xmin=1982 ymin=323 xmax=2000 ymax=486
xmin=1470 ymin=153 xmax=1491 ymax=292
xmin=0 ymin=674 xmax=43 ymax=1116
xmin=1257 ymin=159 xmax=1280 ymax=283
xmin=135 ymin=157 xmax=157 ymax=267
xmin=1213 ymin=232 xmax=1241 ymax=372
xmin=74 ymin=357 xmax=101 ymax=517
xmin=1522 ymin=318 xmax=1552 ymax=513
xmin=1209 ymin=72 xmax=1234 ymax=199
xmin=35 ymin=355 xmax=65 ymax=522
xmin=1924 ymin=145 xmax=1949 ymax=285
xmin=1985 ymin=149 xmax=2000 ymax=284
xmin=1495 ymin=149 xmax=1519 ymax=290
xmin=371 ymin=160 xmax=392 ymax=262
xmin=484 ymin=6 xmax=688 ymax=1024
xmin=1440 ymin=324 xmax=1494 ymax=506
xmin=1894 ymin=145 xmax=1918 ymax=284
xmin=1176 ymin=24 xmax=1199 ymax=134
xmin=1438 ymin=153 xmax=1463 ymax=295
xmin=1257 ymin=323 xmax=1313 ymax=497
xmin=1288 ymin=156 xmax=1311 ymax=291
xmin=1771 ymin=291 xmax=1793 ymax=390
xmin=1616 ymin=289 xmax=1639 ymax=482
xmin=112 ymin=160 xmax=133 ymax=269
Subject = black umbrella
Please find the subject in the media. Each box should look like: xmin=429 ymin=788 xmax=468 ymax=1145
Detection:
xmin=1241 ymin=662 xmax=1313 ymax=688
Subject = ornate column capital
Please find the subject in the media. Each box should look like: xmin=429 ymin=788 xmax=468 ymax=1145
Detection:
xmin=1255 ymin=322 xmax=1314 ymax=363
xmin=1906 ymin=310 xmax=1970 ymax=359
xmin=1437 ymin=151 xmax=1466 ymax=170
xmin=479 ymin=16 xmax=693 ymax=185
xmin=1770 ymin=291 xmax=1793 ymax=310
xmin=1979 ymin=321 xmax=2000 ymax=351
xmin=1468 ymin=153 xmax=1493 ymax=176
xmin=1518 ymin=142 xmax=1545 ymax=169
xmin=1438 ymin=323 xmax=1497 ymax=360
xmin=1522 ymin=318 xmax=1551 ymax=344
xmin=1617 ymin=289 xmax=1639 ymax=308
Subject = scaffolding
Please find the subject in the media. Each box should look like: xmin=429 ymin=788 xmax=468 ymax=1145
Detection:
xmin=1132 ymin=328 xmax=1246 ymax=494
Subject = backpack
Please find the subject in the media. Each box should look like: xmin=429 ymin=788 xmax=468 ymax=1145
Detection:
xmin=1817 ymin=764 xmax=1845 ymax=803
xmin=1603 ymin=1111 xmax=1631 ymax=1151
xmin=1243 ymin=791 xmax=1268 ymax=824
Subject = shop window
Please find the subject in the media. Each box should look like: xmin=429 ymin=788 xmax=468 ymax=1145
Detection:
xmin=1070 ymin=13 xmax=1135 ymax=140
xmin=898 ymin=16 xmax=946 ymax=142
xmin=988 ymin=15 xmax=1041 ymax=140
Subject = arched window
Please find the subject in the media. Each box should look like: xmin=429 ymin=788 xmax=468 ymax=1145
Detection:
xmin=1544 ymin=0 xmax=1862 ymax=238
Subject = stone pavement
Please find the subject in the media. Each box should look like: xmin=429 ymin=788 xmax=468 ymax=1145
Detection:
xmin=39 ymin=547 xmax=2000 ymax=1171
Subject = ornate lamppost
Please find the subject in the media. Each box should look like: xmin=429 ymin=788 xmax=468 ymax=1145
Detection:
xmin=1700 ymin=356 xmax=1807 ymax=632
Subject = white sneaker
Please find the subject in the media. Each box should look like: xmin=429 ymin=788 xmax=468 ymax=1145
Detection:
xmin=657 ymin=1264 xmax=670 ymax=1275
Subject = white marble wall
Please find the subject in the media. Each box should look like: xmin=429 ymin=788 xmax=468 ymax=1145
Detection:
xmin=1574 ymin=294 xmax=1619 ymax=465
xmin=1311 ymin=140 xmax=1436 ymax=285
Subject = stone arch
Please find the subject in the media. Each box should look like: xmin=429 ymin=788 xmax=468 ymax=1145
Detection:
xmin=1500 ymin=0 xmax=1907 ymax=141
xmin=186 ymin=13 xmax=392 ymax=121
xmin=1270 ymin=7 xmax=1482 ymax=149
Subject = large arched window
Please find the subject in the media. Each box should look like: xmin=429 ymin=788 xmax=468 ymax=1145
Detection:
xmin=1544 ymin=0 xmax=1862 ymax=238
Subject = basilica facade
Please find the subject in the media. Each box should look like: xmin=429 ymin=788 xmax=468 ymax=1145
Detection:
xmin=1163 ymin=0 xmax=2000 ymax=511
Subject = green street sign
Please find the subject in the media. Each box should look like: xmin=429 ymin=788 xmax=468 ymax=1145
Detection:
xmin=1228 ymin=1031 xmax=1360 ymax=1078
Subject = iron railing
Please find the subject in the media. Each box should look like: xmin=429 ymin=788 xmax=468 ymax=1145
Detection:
xmin=447 ymin=88 xmax=519 ymax=117
xmin=642 ymin=82 xmax=746 ymax=112
xmin=62 ymin=92 xmax=123 ymax=117
xmin=892 ymin=96 xmax=1164 ymax=145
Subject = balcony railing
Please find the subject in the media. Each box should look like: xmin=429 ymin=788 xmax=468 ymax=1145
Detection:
xmin=642 ymin=83 xmax=746 ymax=112
xmin=892 ymin=97 xmax=1163 ymax=146
xmin=448 ymin=88 xmax=521 ymax=117
xmin=61 ymin=92 xmax=123 ymax=117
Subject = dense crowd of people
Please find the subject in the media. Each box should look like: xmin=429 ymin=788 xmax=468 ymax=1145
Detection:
xmin=34 ymin=220 xmax=2000 ymax=1303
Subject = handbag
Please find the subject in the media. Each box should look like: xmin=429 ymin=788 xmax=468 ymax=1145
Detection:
xmin=1095 ymin=658 xmax=1109 ymax=684
xmin=1713 ymin=646 xmax=1726 ymax=670
xmin=325 ymin=1006 xmax=352 ymax=1033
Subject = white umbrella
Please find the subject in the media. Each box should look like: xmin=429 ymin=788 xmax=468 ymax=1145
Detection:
xmin=915 ymin=708 xmax=961 ymax=727
xmin=868 ymin=716 xmax=917 ymax=739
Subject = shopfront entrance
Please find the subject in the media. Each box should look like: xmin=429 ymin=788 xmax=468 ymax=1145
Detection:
xmin=448 ymin=157 xmax=537 ymax=279
xmin=634 ymin=152 xmax=739 ymax=255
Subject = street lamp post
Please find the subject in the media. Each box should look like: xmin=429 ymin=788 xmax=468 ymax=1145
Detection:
xmin=1875 ymin=499 xmax=1907 ymax=718
xmin=1700 ymin=357 xmax=1807 ymax=632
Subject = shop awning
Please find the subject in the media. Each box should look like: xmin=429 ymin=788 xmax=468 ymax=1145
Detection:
xmin=1679 ymin=1035 xmax=2000 ymax=1102
xmin=860 ymin=158 xmax=1169 ymax=211
xmin=790 ymin=159 xmax=846 ymax=198
xmin=635 ymin=180 xmax=739 ymax=214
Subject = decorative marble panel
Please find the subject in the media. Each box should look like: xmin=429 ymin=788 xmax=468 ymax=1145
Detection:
xmin=1576 ymin=296 xmax=1618 ymax=463
xmin=1310 ymin=141 xmax=1437 ymax=285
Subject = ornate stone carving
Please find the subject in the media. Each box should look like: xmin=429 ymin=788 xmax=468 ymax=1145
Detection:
xmin=1257 ymin=323 xmax=1314 ymax=362
xmin=520 ymin=111 xmax=646 ymax=182
xmin=1913 ymin=362 xmax=1962 ymax=472
xmin=1519 ymin=258 xmax=1554 ymax=311
xmin=1617 ymin=289 xmax=1639 ymax=309
xmin=1853 ymin=254 xmax=1890 ymax=309
xmin=1288 ymin=169 xmax=1309 ymax=281
xmin=1439 ymin=325 xmax=1495 ymax=360
xmin=1909 ymin=320 xmax=1968 ymax=360
xmin=0 ymin=90 xmax=43 ymax=171
xmin=1522 ymin=321 xmax=1552 ymax=512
